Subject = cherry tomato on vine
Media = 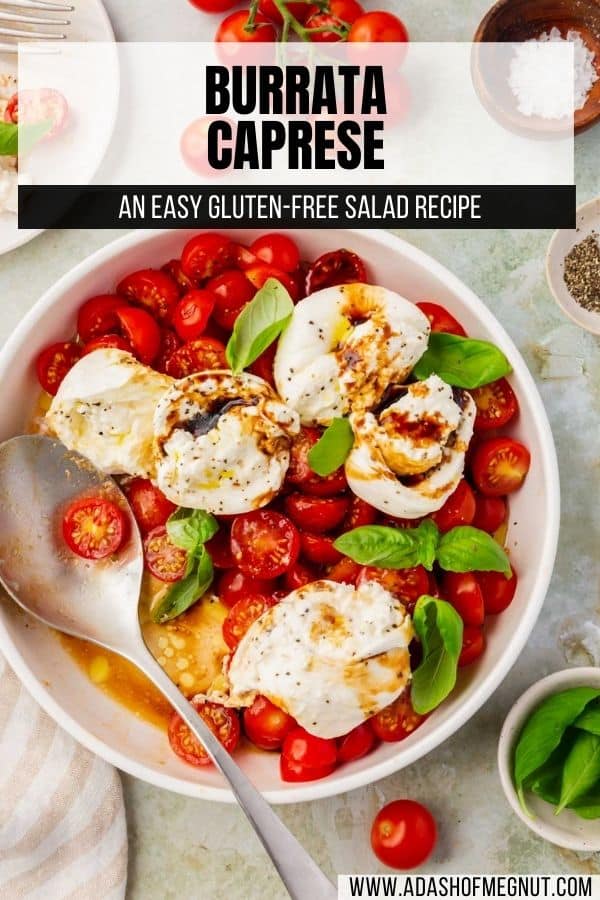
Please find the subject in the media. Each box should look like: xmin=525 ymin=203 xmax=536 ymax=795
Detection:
xmin=306 ymin=248 xmax=367 ymax=293
xmin=471 ymin=378 xmax=519 ymax=432
xmin=416 ymin=301 xmax=466 ymax=336
xmin=215 ymin=11 xmax=278 ymax=48
xmin=62 ymin=496 xmax=128 ymax=560
xmin=36 ymin=341 xmax=80 ymax=395
xmin=168 ymin=698 xmax=240 ymax=766
xmin=471 ymin=437 xmax=530 ymax=496
xmin=348 ymin=10 xmax=409 ymax=43
xmin=258 ymin=0 xmax=315 ymax=24
xmin=306 ymin=0 xmax=364 ymax=42
xmin=371 ymin=800 xmax=436 ymax=870
xmin=231 ymin=510 xmax=300 ymax=579
xmin=116 ymin=269 xmax=179 ymax=322
xmin=243 ymin=695 xmax=296 ymax=750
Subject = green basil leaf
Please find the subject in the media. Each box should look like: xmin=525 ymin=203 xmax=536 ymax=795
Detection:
xmin=308 ymin=417 xmax=354 ymax=476
xmin=526 ymin=737 xmax=575 ymax=806
xmin=573 ymin=703 xmax=600 ymax=736
xmin=225 ymin=278 xmax=293 ymax=374
xmin=413 ymin=332 xmax=512 ymax=388
xmin=333 ymin=520 xmax=440 ymax=571
xmin=513 ymin=687 xmax=600 ymax=809
xmin=569 ymin=787 xmax=600 ymax=819
xmin=166 ymin=507 xmax=218 ymax=555
xmin=411 ymin=596 xmax=463 ymax=715
xmin=556 ymin=731 xmax=600 ymax=814
xmin=437 ymin=525 xmax=511 ymax=576
xmin=0 ymin=119 xmax=53 ymax=157
xmin=150 ymin=548 xmax=213 ymax=624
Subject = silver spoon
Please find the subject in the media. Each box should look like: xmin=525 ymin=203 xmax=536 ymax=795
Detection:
xmin=0 ymin=434 xmax=337 ymax=900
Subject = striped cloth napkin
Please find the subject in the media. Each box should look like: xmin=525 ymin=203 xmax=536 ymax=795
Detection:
xmin=0 ymin=652 xmax=128 ymax=899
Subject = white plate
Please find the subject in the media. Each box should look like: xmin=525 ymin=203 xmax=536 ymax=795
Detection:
xmin=0 ymin=228 xmax=561 ymax=804
xmin=546 ymin=197 xmax=600 ymax=335
xmin=0 ymin=0 xmax=115 ymax=257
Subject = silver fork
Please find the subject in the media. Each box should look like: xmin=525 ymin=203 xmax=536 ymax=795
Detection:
xmin=0 ymin=0 xmax=72 ymax=53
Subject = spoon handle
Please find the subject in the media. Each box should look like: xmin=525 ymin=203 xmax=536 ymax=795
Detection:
xmin=133 ymin=647 xmax=338 ymax=900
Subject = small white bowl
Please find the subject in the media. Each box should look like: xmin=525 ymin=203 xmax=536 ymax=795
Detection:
xmin=546 ymin=197 xmax=600 ymax=334
xmin=498 ymin=667 xmax=600 ymax=851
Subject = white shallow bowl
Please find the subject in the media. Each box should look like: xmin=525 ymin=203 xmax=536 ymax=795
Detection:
xmin=546 ymin=197 xmax=600 ymax=335
xmin=498 ymin=667 xmax=600 ymax=852
xmin=0 ymin=228 xmax=560 ymax=804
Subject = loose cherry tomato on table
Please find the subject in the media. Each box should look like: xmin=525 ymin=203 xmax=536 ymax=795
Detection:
xmin=143 ymin=525 xmax=188 ymax=582
xmin=82 ymin=334 xmax=132 ymax=355
xmin=478 ymin=568 xmax=517 ymax=615
xmin=231 ymin=510 xmax=300 ymax=579
xmin=62 ymin=496 xmax=128 ymax=560
xmin=77 ymin=294 xmax=124 ymax=342
xmin=116 ymin=269 xmax=179 ymax=322
xmin=215 ymin=12 xmax=278 ymax=48
xmin=471 ymin=437 xmax=531 ymax=496
xmin=280 ymin=727 xmax=338 ymax=782
xmin=326 ymin=556 xmax=362 ymax=585
xmin=430 ymin=479 xmax=476 ymax=533
xmin=283 ymin=559 xmax=318 ymax=591
xmin=370 ymin=693 xmax=426 ymax=742
xmin=250 ymin=233 xmax=300 ymax=273
xmin=222 ymin=593 xmax=277 ymax=649
xmin=300 ymin=532 xmax=342 ymax=566
xmin=416 ymin=301 xmax=466 ymax=337
xmin=284 ymin=493 xmax=349 ymax=533
xmin=181 ymin=233 xmax=235 ymax=282
xmin=337 ymin=722 xmax=377 ymax=763
xmin=286 ymin=427 xmax=348 ymax=496
xmin=243 ymin=695 xmax=296 ymax=750
xmin=371 ymin=800 xmax=436 ymax=870
xmin=306 ymin=0 xmax=364 ymax=42
xmin=123 ymin=478 xmax=176 ymax=535
xmin=471 ymin=378 xmax=518 ymax=432
xmin=207 ymin=269 xmax=255 ymax=330
xmin=36 ymin=341 xmax=80 ymax=395
xmin=441 ymin=572 xmax=484 ymax=627
xmin=164 ymin=337 xmax=228 ymax=378
xmin=348 ymin=10 xmax=409 ymax=42
xmin=472 ymin=492 xmax=506 ymax=533
xmin=217 ymin=567 xmax=274 ymax=608
xmin=358 ymin=565 xmax=429 ymax=610
xmin=306 ymin=249 xmax=367 ymax=294
xmin=343 ymin=496 xmax=378 ymax=530
xmin=171 ymin=290 xmax=216 ymax=342
xmin=459 ymin=625 xmax=486 ymax=667
xmin=115 ymin=306 xmax=161 ymax=365
xmin=168 ymin=698 xmax=240 ymax=767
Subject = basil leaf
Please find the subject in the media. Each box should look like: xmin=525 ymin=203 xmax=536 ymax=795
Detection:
xmin=513 ymin=687 xmax=600 ymax=809
xmin=150 ymin=547 xmax=213 ymax=624
xmin=308 ymin=417 xmax=354 ymax=476
xmin=437 ymin=526 xmax=511 ymax=576
xmin=413 ymin=332 xmax=512 ymax=388
xmin=166 ymin=507 xmax=218 ymax=555
xmin=573 ymin=703 xmax=600 ymax=736
xmin=333 ymin=520 xmax=440 ymax=571
xmin=0 ymin=119 xmax=53 ymax=157
xmin=0 ymin=122 xmax=18 ymax=156
xmin=226 ymin=278 xmax=293 ymax=374
xmin=569 ymin=787 xmax=600 ymax=819
xmin=411 ymin=596 xmax=463 ymax=715
xmin=526 ymin=738 xmax=575 ymax=806
xmin=556 ymin=731 xmax=600 ymax=814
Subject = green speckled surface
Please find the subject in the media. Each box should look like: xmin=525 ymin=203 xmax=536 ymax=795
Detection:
xmin=0 ymin=0 xmax=599 ymax=895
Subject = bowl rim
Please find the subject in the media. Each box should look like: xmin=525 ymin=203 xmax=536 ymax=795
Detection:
xmin=0 ymin=227 xmax=561 ymax=803
xmin=497 ymin=667 xmax=600 ymax=851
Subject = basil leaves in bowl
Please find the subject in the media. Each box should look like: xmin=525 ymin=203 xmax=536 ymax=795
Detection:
xmin=498 ymin=668 xmax=600 ymax=851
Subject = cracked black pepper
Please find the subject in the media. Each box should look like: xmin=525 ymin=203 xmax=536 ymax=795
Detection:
xmin=563 ymin=232 xmax=600 ymax=313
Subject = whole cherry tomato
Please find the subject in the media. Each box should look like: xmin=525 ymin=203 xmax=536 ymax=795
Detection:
xmin=168 ymin=697 xmax=240 ymax=766
xmin=370 ymin=693 xmax=426 ymax=742
xmin=343 ymin=496 xmax=378 ymax=530
xmin=116 ymin=268 xmax=179 ymax=321
xmin=479 ymin=568 xmax=517 ymax=615
xmin=283 ymin=560 xmax=318 ymax=591
xmin=471 ymin=437 xmax=531 ymax=496
xmin=287 ymin=427 xmax=348 ymax=496
xmin=306 ymin=249 xmax=367 ymax=294
xmin=250 ymin=233 xmax=300 ymax=273
xmin=205 ymin=527 xmax=237 ymax=569
xmin=249 ymin=342 xmax=277 ymax=387
xmin=306 ymin=0 xmax=364 ymax=41
xmin=299 ymin=532 xmax=342 ymax=566
xmin=62 ymin=496 xmax=127 ymax=560
xmin=337 ymin=722 xmax=377 ymax=763
xmin=231 ymin=510 xmax=300 ymax=578
xmin=123 ymin=478 xmax=176 ymax=535
xmin=215 ymin=11 xmax=278 ymax=48
xmin=243 ymin=695 xmax=296 ymax=750
xmin=36 ymin=341 xmax=80 ymax=395
xmin=348 ymin=10 xmax=409 ymax=43
xmin=172 ymin=290 xmax=216 ymax=342
xmin=430 ymin=479 xmax=476 ymax=533
xmin=217 ymin=568 xmax=275 ymax=608
xmin=258 ymin=0 xmax=315 ymax=24
xmin=416 ymin=301 xmax=466 ymax=336
xmin=280 ymin=727 xmax=337 ymax=782
xmin=441 ymin=572 xmax=484 ymax=627
xmin=371 ymin=800 xmax=436 ymax=870
xmin=472 ymin=492 xmax=506 ymax=533
xmin=284 ymin=493 xmax=349 ymax=533
xmin=471 ymin=378 xmax=519 ymax=432
xmin=458 ymin=625 xmax=486 ymax=667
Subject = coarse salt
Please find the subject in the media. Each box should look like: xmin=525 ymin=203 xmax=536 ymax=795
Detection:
xmin=509 ymin=27 xmax=599 ymax=119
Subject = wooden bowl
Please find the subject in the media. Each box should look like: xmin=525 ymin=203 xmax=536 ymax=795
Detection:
xmin=474 ymin=0 xmax=600 ymax=134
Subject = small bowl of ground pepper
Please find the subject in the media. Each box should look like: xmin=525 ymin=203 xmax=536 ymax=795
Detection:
xmin=546 ymin=196 xmax=600 ymax=335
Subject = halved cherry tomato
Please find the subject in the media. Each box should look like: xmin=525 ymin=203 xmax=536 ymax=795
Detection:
xmin=300 ymin=532 xmax=342 ymax=566
xmin=479 ymin=568 xmax=517 ymax=615
xmin=326 ymin=557 xmax=362 ymax=585
xmin=116 ymin=269 xmax=179 ymax=322
xmin=371 ymin=800 xmax=436 ymax=870
xmin=416 ymin=301 xmax=466 ymax=336
xmin=11 ymin=88 xmax=68 ymax=138
xmin=231 ymin=510 xmax=300 ymax=578
xmin=281 ymin=727 xmax=337 ymax=771
xmin=284 ymin=560 xmax=318 ymax=591
xmin=357 ymin=565 xmax=429 ymax=610
xmin=243 ymin=695 xmax=296 ymax=750
xmin=62 ymin=496 xmax=127 ymax=560
xmin=77 ymin=294 xmax=124 ymax=342
xmin=441 ymin=572 xmax=484 ymax=627
xmin=250 ymin=234 xmax=300 ymax=273
xmin=306 ymin=0 xmax=364 ymax=41
xmin=82 ymin=334 xmax=131 ymax=355
xmin=168 ymin=697 xmax=240 ymax=767
xmin=471 ymin=437 xmax=531 ymax=496
xmin=207 ymin=269 xmax=254 ymax=330
xmin=181 ymin=233 xmax=234 ymax=282
xmin=172 ymin=290 xmax=215 ymax=342
xmin=430 ymin=480 xmax=476 ymax=533
xmin=249 ymin=342 xmax=276 ymax=387
xmin=244 ymin=264 xmax=300 ymax=301
xmin=165 ymin=337 xmax=228 ymax=378
xmin=370 ymin=693 xmax=425 ymax=742
xmin=287 ymin=427 xmax=348 ymax=497
xmin=205 ymin=527 xmax=237 ymax=570
xmin=337 ymin=722 xmax=377 ymax=763
xmin=123 ymin=478 xmax=176 ymax=535
xmin=458 ymin=625 xmax=486 ymax=667
xmin=161 ymin=258 xmax=196 ymax=295
xmin=471 ymin=378 xmax=518 ymax=432
xmin=222 ymin=593 xmax=276 ymax=649
xmin=115 ymin=306 xmax=160 ymax=365
xmin=306 ymin=249 xmax=367 ymax=294
xmin=36 ymin=341 xmax=80 ymax=395
xmin=143 ymin=525 xmax=187 ymax=582
xmin=344 ymin=496 xmax=378 ymax=530
xmin=284 ymin=493 xmax=349 ymax=533
xmin=154 ymin=328 xmax=182 ymax=374
xmin=472 ymin=492 xmax=507 ymax=533
xmin=217 ymin=567 xmax=274 ymax=608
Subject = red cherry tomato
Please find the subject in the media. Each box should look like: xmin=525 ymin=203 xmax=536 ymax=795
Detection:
xmin=249 ymin=342 xmax=277 ymax=387
xmin=371 ymin=800 xmax=436 ymax=870
xmin=357 ymin=565 xmax=429 ymax=611
xmin=3 ymin=93 xmax=17 ymax=124
xmin=244 ymin=264 xmax=300 ymax=301
xmin=82 ymin=334 xmax=132 ymax=355
xmin=115 ymin=306 xmax=161 ymax=365
xmin=348 ymin=10 xmax=409 ymax=42
xmin=116 ymin=269 xmax=179 ymax=322
xmin=165 ymin=337 xmax=228 ymax=378
xmin=284 ymin=559 xmax=318 ymax=591
xmin=180 ymin=116 xmax=235 ymax=178
xmin=123 ymin=478 xmax=176 ymax=535
xmin=441 ymin=572 xmax=484 ymax=627
xmin=181 ymin=233 xmax=235 ymax=282
xmin=77 ymin=294 xmax=124 ymax=342
xmin=326 ymin=557 xmax=362 ymax=585
xmin=231 ymin=510 xmax=300 ymax=579
xmin=287 ymin=427 xmax=348 ymax=496
xmin=416 ymin=301 xmax=466 ymax=336
xmin=143 ymin=525 xmax=188 ymax=582
xmin=337 ymin=722 xmax=377 ymax=763
xmin=215 ymin=11 xmax=278 ymax=48
xmin=284 ymin=493 xmax=349 ymax=533
xmin=472 ymin=492 xmax=507 ymax=533
xmin=171 ymin=290 xmax=216 ymax=342
xmin=306 ymin=249 xmax=367 ymax=294
xmin=62 ymin=496 xmax=127 ymax=560
xmin=282 ymin=727 xmax=337 ymax=769
xmin=161 ymin=258 xmax=196 ymax=294
xmin=36 ymin=341 xmax=80 ymax=395
xmin=207 ymin=269 xmax=255 ymax=330
xmin=217 ymin=567 xmax=274 ymax=608
xmin=205 ymin=527 xmax=236 ymax=570
xmin=250 ymin=234 xmax=300 ymax=273
xmin=430 ymin=480 xmax=476 ymax=533
xmin=222 ymin=593 xmax=276 ymax=649
xmin=370 ymin=693 xmax=426 ymax=742
xmin=11 ymin=88 xmax=68 ymax=138
xmin=258 ymin=0 xmax=314 ymax=23
xmin=280 ymin=754 xmax=336 ymax=782
xmin=479 ymin=568 xmax=517 ymax=615
xmin=344 ymin=496 xmax=378 ymax=530
xmin=168 ymin=698 xmax=240 ymax=767
xmin=243 ymin=695 xmax=296 ymax=750
xmin=188 ymin=0 xmax=237 ymax=13
xmin=154 ymin=328 xmax=183 ymax=374
xmin=471 ymin=378 xmax=519 ymax=432
xmin=306 ymin=0 xmax=363 ymax=41
xmin=300 ymin=532 xmax=342 ymax=566
xmin=471 ymin=437 xmax=531 ymax=496
xmin=459 ymin=625 xmax=486 ymax=667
